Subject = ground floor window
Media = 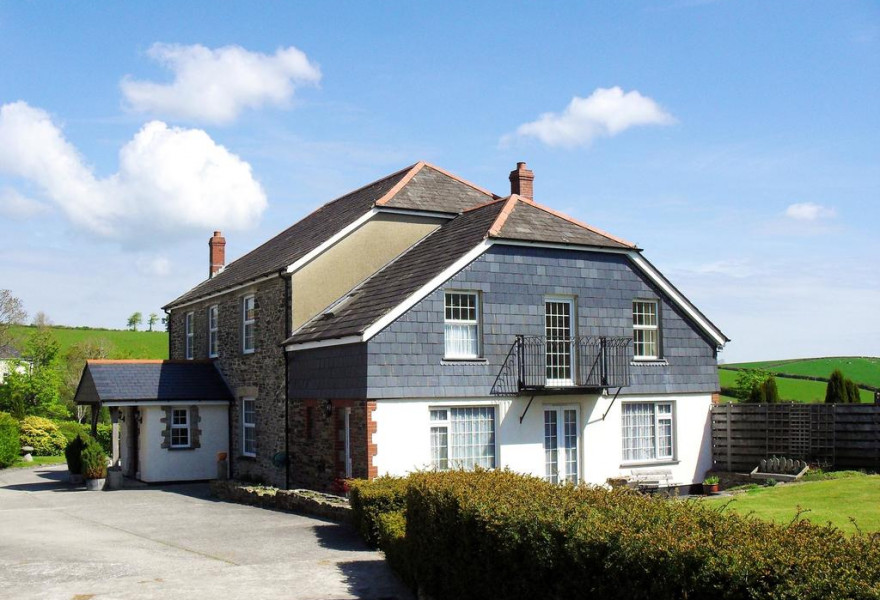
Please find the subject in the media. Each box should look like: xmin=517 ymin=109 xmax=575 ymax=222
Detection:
xmin=621 ymin=402 xmax=674 ymax=462
xmin=242 ymin=398 xmax=256 ymax=457
xmin=544 ymin=407 xmax=578 ymax=483
xmin=430 ymin=406 xmax=495 ymax=470
xmin=170 ymin=408 xmax=190 ymax=448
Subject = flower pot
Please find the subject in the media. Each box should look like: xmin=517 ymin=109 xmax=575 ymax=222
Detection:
xmin=85 ymin=478 xmax=106 ymax=491
xmin=703 ymin=483 xmax=719 ymax=495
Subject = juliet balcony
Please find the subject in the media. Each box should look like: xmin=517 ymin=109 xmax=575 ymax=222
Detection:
xmin=492 ymin=335 xmax=632 ymax=396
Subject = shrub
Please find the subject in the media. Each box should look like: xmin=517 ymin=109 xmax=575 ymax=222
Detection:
xmin=349 ymin=476 xmax=408 ymax=547
xmin=64 ymin=433 xmax=90 ymax=475
xmin=0 ymin=412 xmax=20 ymax=468
xmin=56 ymin=420 xmax=90 ymax=444
xmin=360 ymin=470 xmax=880 ymax=600
xmin=95 ymin=423 xmax=112 ymax=454
xmin=19 ymin=416 xmax=67 ymax=456
xmin=80 ymin=439 xmax=107 ymax=480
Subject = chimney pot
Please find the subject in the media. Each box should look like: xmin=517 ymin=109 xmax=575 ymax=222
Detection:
xmin=509 ymin=162 xmax=534 ymax=201
xmin=209 ymin=231 xmax=226 ymax=278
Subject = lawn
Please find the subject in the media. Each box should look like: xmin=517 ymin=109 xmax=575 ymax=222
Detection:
xmin=7 ymin=455 xmax=67 ymax=470
xmin=702 ymin=475 xmax=880 ymax=534
xmin=8 ymin=325 xmax=168 ymax=359
xmin=724 ymin=356 xmax=880 ymax=388
xmin=718 ymin=369 xmax=874 ymax=403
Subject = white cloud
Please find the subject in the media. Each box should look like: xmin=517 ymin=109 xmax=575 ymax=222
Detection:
xmin=121 ymin=43 xmax=321 ymax=124
xmin=0 ymin=187 xmax=50 ymax=218
xmin=506 ymin=87 xmax=675 ymax=148
xmin=0 ymin=101 xmax=267 ymax=244
xmin=784 ymin=202 xmax=836 ymax=221
xmin=136 ymin=254 xmax=171 ymax=277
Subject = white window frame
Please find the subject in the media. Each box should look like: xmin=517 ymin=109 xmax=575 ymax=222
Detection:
xmin=242 ymin=295 xmax=255 ymax=354
xmin=207 ymin=305 xmax=219 ymax=358
xmin=621 ymin=401 xmax=675 ymax=464
xmin=632 ymin=299 xmax=660 ymax=360
xmin=170 ymin=408 xmax=190 ymax=449
xmin=443 ymin=291 xmax=481 ymax=359
xmin=184 ymin=312 xmax=194 ymax=360
xmin=544 ymin=405 xmax=580 ymax=484
xmin=242 ymin=397 xmax=256 ymax=457
xmin=429 ymin=405 xmax=496 ymax=470
xmin=545 ymin=297 xmax=576 ymax=386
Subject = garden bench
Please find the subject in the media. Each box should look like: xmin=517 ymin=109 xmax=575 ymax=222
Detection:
xmin=628 ymin=468 xmax=675 ymax=492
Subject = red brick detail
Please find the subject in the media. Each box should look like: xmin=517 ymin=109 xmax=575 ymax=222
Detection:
xmin=366 ymin=401 xmax=378 ymax=479
xmin=508 ymin=162 xmax=534 ymax=201
xmin=711 ymin=392 xmax=721 ymax=405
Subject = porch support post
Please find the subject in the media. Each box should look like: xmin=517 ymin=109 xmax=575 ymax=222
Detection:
xmin=90 ymin=405 xmax=99 ymax=437
xmin=110 ymin=407 xmax=120 ymax=466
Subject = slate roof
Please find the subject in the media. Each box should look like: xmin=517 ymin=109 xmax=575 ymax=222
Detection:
xmin=74 ymin=360 xmax=233 ymax=405
xmin=286 ymin=199 xmax=507 ymax=344
xmin=164 ymin=162 xmax=497 ymax=309
xmin=489 ymin=196 xmax=636 ymax=249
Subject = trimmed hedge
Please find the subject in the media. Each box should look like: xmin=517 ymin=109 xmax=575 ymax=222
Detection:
xmin=19 ymin=416 xmax=67 ymax=456
xmin=56 ymin=420 xmax=91 ymax=444
xmin=0 ymin=412 xmax=19 ymax=468
xmin=349 ymin=476 xmax=408 ymax=547
xmin=353 ymin=470 xmax=880 ymax=600
xmin=80 ymin=438 xmax=107 ymax=480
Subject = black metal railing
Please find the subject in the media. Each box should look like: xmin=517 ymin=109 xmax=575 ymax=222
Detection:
xmin=492 ymin=335 xmax=631 ymax=395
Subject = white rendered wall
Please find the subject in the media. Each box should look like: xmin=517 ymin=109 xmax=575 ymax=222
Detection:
xmin=373 ymin=393 xmax=713 ymax=486
xmin=137 ymin=405 xmax=228 ymax=483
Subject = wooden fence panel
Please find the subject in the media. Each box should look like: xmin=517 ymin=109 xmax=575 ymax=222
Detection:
xmin=711 ymin=403 xmax=880 ymax=472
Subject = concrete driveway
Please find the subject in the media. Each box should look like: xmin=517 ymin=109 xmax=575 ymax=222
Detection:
xmin=0 ymin=465 xmax=412 ymax=600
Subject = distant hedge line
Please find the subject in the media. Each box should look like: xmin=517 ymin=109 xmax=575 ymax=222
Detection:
xmin=350 ymin=470 xmax=880 ymax=600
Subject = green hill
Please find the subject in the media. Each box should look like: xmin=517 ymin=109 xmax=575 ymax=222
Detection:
xmin=719 ymin=356 xmax=879 ymax=404
xmin=724 ymin=357 xmax=880 ymax=388
xmin=8 ymin=325 xmax=168 ymax=359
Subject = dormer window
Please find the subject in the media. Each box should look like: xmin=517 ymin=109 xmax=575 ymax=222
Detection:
xmin=444 ymin=292 xmax=480 ymax=359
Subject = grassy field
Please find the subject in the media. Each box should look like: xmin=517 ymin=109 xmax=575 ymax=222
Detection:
xmin=722 ymin=356 xmax=880 ymax=388
xmin=8 ymin=325 xmax=168 ymax=359
xmin=718 ymin=369 xmax=874 ymax=403
xmin=702 ymin=474 xmax=880 ymax=534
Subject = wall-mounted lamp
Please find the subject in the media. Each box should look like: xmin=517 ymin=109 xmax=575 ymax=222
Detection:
xmin=320 ymin=398 xmax=333 ymax=418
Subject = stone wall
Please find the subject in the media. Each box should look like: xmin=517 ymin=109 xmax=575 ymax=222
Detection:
xmin=169 ymin=275 xmax=289 ymax=487
xmin=288 ymin=398 xmax=370 ymax=492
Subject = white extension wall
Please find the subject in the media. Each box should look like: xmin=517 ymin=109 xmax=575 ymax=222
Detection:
xmin=134 ymin=404 xmax=228 ymax=483
xmin=373 ymin=393 xmax=713 ymax=487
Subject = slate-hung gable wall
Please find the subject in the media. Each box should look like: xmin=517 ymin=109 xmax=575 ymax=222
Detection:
xmin=169 ymin=276 xmax=288 ymax=487
xmin=364 ymin=245 xmax=719 ymax=398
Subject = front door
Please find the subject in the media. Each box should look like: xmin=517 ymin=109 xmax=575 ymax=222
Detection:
xmin=544 ymin=406 xmax=579 ymax=483
xmin=545 ymin=299 xmax=575 ymax=386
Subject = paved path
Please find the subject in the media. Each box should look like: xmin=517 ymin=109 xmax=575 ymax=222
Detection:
xmin=0 ymin=465 xmax=412 ymax=600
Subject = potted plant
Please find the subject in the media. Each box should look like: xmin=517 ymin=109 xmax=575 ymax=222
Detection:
xmin=64 ymin=434 xmax=87 ymax=485
xmin=703 ymin=475 xmax=720 ymax=495
xmin=81 ymin=439 xmax=108 ymax=491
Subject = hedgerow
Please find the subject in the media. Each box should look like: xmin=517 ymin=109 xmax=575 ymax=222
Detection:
xmin=349 ymin=475 xmax=408 ymax=547
xmin=19 ymin=416 xmax=67 ymax=456
xmin=0 ymin=412 xmax=19 ymax=468
xmin=353 ymin=470 xmax=880 ymax=600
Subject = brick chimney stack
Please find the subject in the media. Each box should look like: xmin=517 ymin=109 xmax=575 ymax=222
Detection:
xmin=209 ymin=231 xmax=226 ymax=278
xmin=509 ymin=162 xmax=534 ymax=201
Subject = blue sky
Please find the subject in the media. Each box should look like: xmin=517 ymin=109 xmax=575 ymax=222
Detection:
xmin=0 ymin=1 xmax=877 ymax=362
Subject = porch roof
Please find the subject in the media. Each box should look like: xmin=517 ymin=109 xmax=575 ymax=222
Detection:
xmin=74 ymin=360 xmax=233 ymax=406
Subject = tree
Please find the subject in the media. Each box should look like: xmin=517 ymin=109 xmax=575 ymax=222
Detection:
xmin=32 ymin=311 xmax=52 ymax=327
xmin=61 ymin=338 xmax=115 ymax=422
xmin=825 ymin=369 xmax=847 ymax=404
xmin=127 ymin=312 xmax=143 ymax=331
xmin=0 ymin=362 xmax=64 ymax=419
xmin=761 ymin=375 xmax=780 ymax=404
xmin=147 ymin=312 xmax=159 ymax=332
xmin=0 ymin=289 xmax=26 ymax=349
xmin=845 ymin=379 xmax=861 ymax=404
xmin=735 ymin=369 xmax=771 ymax=402
xmin=25 ymin=326 xmax=60 ymax=369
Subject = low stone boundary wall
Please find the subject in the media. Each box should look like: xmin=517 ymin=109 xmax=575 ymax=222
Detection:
xmin=210 ymin=480 xmax=352 ymax=524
